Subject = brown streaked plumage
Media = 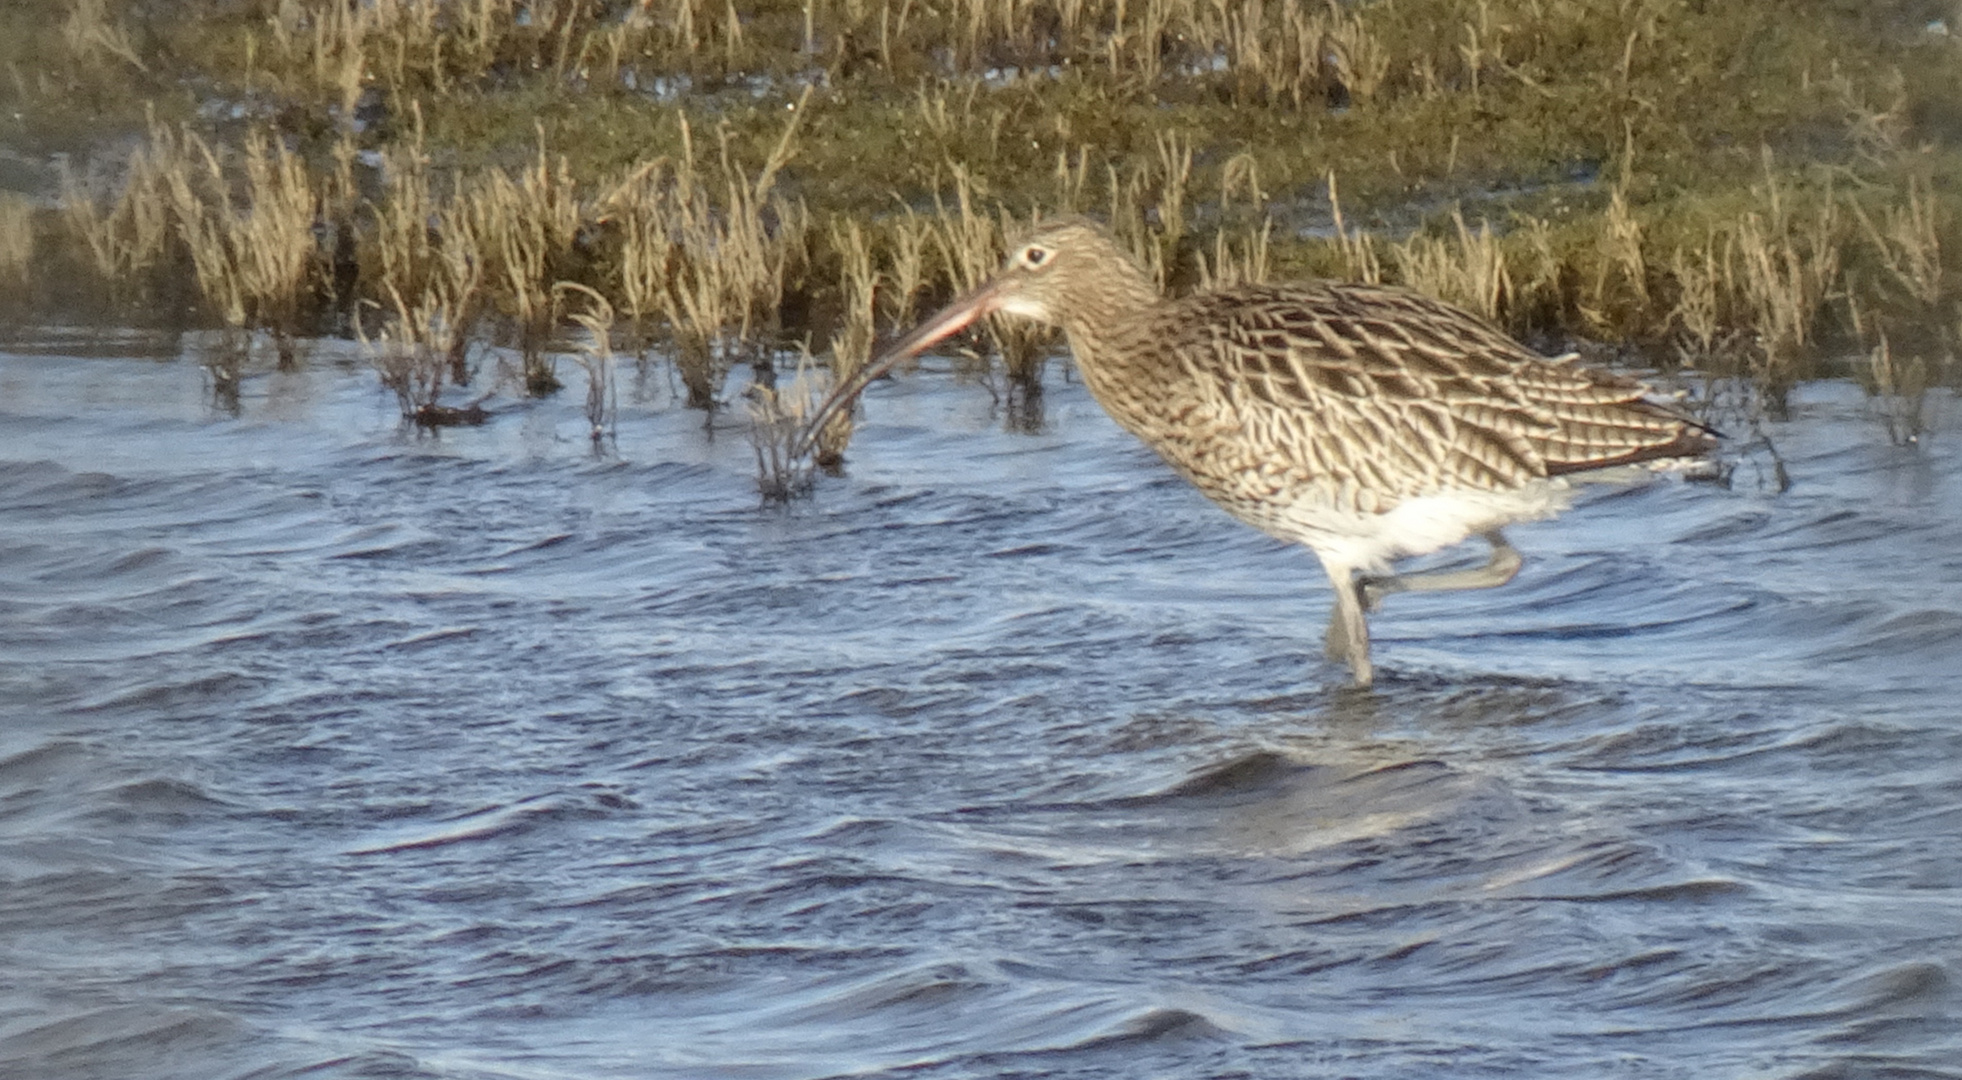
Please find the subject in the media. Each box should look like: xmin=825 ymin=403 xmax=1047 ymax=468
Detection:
xmin=797 ymin=217 xmax=1716 ymax=687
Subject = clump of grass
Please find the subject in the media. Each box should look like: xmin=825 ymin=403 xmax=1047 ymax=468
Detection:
xmin=362 ymin=121 xmax=487 ymax=422
xmin=1103 ymin=131 xmax=1194 ymax=292
xmin=62 ymin=118 xmax=319 ymax=368
xmin=598 ymin=159 xmax=676 ymax=373
xmin=1851 ymin=173 xmax=1953 ymax=362
xmin=1217 ymin=0 xmax=1335 ymax=110
xmin=1196 ymin=218 xmax=1274 ymax=291
xmin=1668 ymin=235 xmax=1730 ymax=363
xmin=457 ymin=137 xmax=585 ymax=394
xmin=747 ymin=348 xmax=817 ymax=503
xmin=140 ymin=122 xmax=323 ymax=391
xmin=879 ymin=207 xmax=932 ymax=331
xmin=1737 ymin=190 xmax=1840 ymax=359
xmin=1391 ymin=207 xmax=1512 ymax=325
xmin=1858 ymin=331 xmax=1933 ymax=446
xmin=60 ymin=128 xmax=177 ymax=300
xmin=1729 ymin=170 xmax=1844 ymax=403
xmin=1581 ymin=181 xmax=1652 ymax=336
xmin=604 ymin=94 xmax=811 ymax=409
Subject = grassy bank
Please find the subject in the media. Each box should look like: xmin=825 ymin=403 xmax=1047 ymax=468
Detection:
xmin=4 ymin=0 xmax=1959 ymax=457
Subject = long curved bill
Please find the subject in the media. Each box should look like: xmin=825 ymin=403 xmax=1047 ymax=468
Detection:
xmin=792 ymin=278 xmax=1007 ymax=461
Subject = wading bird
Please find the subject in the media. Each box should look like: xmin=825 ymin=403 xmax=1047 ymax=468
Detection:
xmin=796 ymin=218 xmax=1716 ymax=687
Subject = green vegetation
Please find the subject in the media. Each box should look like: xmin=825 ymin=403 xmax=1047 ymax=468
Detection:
xmin=3 ymin=0 xmax=1959 ymax=451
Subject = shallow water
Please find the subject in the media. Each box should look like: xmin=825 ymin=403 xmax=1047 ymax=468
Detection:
xmin=2 ymin=338 xmax=1959 ymax=1079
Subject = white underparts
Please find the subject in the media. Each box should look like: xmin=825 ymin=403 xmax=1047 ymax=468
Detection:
xmin=1243 ymin=481 xmax=1575 ymax=575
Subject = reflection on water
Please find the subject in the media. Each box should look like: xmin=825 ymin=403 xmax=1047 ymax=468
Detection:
xmin=2 ymin=340 xmax=1959 ymax=1078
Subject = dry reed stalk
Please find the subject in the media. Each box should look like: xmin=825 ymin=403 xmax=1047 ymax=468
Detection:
xmin=1507 ymin=213 xmax=1562 ymax=326
xmin=1103 ymin=163 xmax=1164 ymax=287
xmin=234 ymin=129 xmax=324 ymax=367
xmin=61 ymin=0 xmax=146 ymax=73
xmin=1729 ymin=174 xmax=1842 ymax=363
xmin=1100 ymin=133 xmax=1190 ymax=293
xmin=556 ymin=281 xmax=618 ymax=440
xmin=1589 ymin=185 xmax=1650 ymax=323
xmin=1152 ymin=130 xmax=1193 ymax=256
xmin=1669 ymin=238 xmax=1723 ymax=361
xmin=665 ymin=0 xmax=703 ymax=53
xmin=1215 ymin=0 xmax=1332 ymax=108
xmin=603 ymin=91 xmax=809 ymax=408
xmin=596 ymin=158 xmax=675 ymax=365
xmin=60 ymin=127 xmax=176 ymax=291
xmin=1862 ymin=331 xmax=1930 ymax=446
xmin=0 ymin=194 xmax=35 ymax=290
xmin=880 ymin=207 xmax=932 ymax=329
xmin=266 ymin=0 xmax=369 ymax=123
xmin=1853 ymin=175 xmax=1947 ymax=328
xmin=1392 ymin=208 xmax=1511 ymax=324
xmin=1054 ymin=147 xmax=1094 ymax=215
xmin=1327 ymin=172 xmax=1382 ymax=285
xmin=658 ymin=122 xmax=732 ymax=407
xmin=914 ymin=83 xmax=979 ymax=145
xmin=266 ymin=0 xmax=571 ymax=118
xmin=1324 ymin=0 xmax=1388 ymax=102
xmin=1219 ymin=151 xmax=1265 ymax=213
xmin=685 ymin=105 xmax=808 ymax=404
xmin=816 ymin=215 xmax=879 ymax=465
xmin=1197 ymin=218 xmax=1274 ymax=290
xmin=933 ymin=164 xmax=1001 ymax=298
xmin=163 ymin=155 xmax=251 ymax=394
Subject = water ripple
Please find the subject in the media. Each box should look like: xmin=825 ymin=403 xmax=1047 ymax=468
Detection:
xmin=2 ymin=356 xmax=1959 ymax=1077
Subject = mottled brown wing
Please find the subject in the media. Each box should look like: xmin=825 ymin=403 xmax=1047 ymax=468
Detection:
xmin=1163 ymin=282 xmax=1709 ymax=502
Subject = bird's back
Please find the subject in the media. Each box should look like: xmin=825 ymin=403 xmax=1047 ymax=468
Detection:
xmin=1080 ymin=279 xmax=1713 ymax=522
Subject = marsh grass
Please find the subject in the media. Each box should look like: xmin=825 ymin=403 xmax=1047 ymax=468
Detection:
xmin=1583 ymin=183 xmax=1651 ymax=336
xmin=14 ymin=0 xmax=1962 ymax=453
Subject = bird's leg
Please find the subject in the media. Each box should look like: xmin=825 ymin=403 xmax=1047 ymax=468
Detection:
xmin=1359 ymin=530 xmax=1523 ymax=612
xmin=1322 ymin=566 xmax=1374 ymax=688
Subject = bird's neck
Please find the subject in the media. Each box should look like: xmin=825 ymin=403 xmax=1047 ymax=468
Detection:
xmin=1055 ymin=261 xmax=1162 ymax=380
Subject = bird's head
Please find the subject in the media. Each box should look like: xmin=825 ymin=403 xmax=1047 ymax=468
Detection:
xmin=792 ymin=218 xmax=1149 ymax=459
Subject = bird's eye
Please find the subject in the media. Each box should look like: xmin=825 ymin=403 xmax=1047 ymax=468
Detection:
xmin=1022 ymin=245 xmax=1048 ymax=267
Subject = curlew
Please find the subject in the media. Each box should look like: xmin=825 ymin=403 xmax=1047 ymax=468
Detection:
xmin=797 ymin=218 xmax=1716 ymax=687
